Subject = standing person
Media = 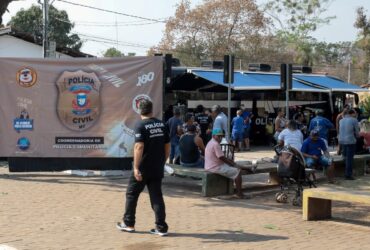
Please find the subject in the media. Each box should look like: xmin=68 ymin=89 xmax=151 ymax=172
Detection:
xmin=308 ymin=110 xmax=334 ymax=147
xmin=182 ymin=113 xmax=201 ymax=134
xmin=166 ymin=108 xmax=183 ymax=164
xmin=211 ymin=105 xmax=229 ymax=141
xmin=339 ymin=109 xmax=360 ymax=180
xmin=179 ymin=124 xmax=205 ymax=168
xmin=117 ymin=99 xmax=170 ymax=236
xmin=274 ymin=108 xmax=287 ymax=143
xmin=278 ymin=120 xmax=303 ymax=151
xmin=195 ymin=105 xmax=213 ymax=145
xmin=242 ymin=108 xmax=253 ymax=151
xmin=294 ymin=112 xmax=307 ymax=138
xmin=336 ymin=105 xmax=350 ymax=155
xmin=231 ymin=110 xmax=245 ymax=151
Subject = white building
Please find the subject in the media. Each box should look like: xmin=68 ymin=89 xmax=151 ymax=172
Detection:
xmin=0 ymin=26 xmax=94 ymax=58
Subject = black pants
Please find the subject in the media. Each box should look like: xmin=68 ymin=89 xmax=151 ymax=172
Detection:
xmin=123 ymin=174 xmax=168 ymax=232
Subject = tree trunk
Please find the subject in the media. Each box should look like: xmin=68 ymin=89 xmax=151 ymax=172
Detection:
xmin=0 ymin=0 xmax=14 ymax=25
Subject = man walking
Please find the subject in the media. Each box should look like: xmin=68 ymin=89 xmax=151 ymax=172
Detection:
xmin=117 ymin=99 xmax=170 ymax=236
xmin=339 ymin=109 xmax=360 ymax=180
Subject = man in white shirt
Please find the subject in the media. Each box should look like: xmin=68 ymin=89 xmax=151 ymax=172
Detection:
xmin=211 ymin=105 xmax=229 ymax=141
xmin=278 ymin=120 xmax=303 ymax=151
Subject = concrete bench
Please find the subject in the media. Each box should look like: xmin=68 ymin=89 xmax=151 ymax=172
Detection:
xmin=332 ymin=154 xmax=370 ymax=177
xmin=168 ymin=162 xmax=278 ymax=197
xmin=237 ymin=161 xmax=279 ymax=184
xmin=167 ymin=164 xmax=234 ymax=197
xmin=303 ymin=187 xmax=370 ymax=221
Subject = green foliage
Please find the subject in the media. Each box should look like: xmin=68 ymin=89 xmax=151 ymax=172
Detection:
xmin=361 ymin=95 xmax=370 ymax=115
xmin=8 ymin=4 xmax=82 ymax=51
xmin=265 ymin=0 xmax=335 ymax=65
xmin=354 ymin=7 xmax=370 ymax=83
xmin=103 ymin=47 xmax=123 ymax=57
xmin=265 ymin=0 xmax=335 ymax=37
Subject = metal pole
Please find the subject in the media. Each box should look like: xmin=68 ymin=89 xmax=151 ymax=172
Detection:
xmin=227 ymin=81 xmax=231 ymax=139
xmin=42 ymin=0 xmax=49 ymax=58
xmin=285 ymin=65 xmax=289 ymax=119
xmin=348 ymin=62 xmax=351 ymax=83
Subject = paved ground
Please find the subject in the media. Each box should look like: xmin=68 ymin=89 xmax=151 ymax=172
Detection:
xmin=0 ymin=157 xmax=370 ymax=250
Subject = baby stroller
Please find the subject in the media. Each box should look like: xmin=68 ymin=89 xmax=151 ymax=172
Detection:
xmin=274 ymin=145 xmax=316 ymax=206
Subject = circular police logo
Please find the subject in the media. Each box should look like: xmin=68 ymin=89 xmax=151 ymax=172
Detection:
xmin=17 ymin=137 xmax=30 ymax=150
xmin=16 ymin=67 xmax=37 ymax=88
xmin=132 ymin=94 xmax=152 ymax=114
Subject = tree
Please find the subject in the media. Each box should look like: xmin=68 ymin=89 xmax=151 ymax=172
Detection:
xmin=264 ymin=0 xmax=335 ymax=65
xmin=8 ymin=4 xmax=82 ymax=50
xmin=0 ymin=0 xmax=14 ymax=25
xmin=103 ymin=47 xmax=124 ymax=57
xmin=355 ymin=7 xmax=370 ymax=83
xmin=152 ymin=0 xmax=268 ymax=66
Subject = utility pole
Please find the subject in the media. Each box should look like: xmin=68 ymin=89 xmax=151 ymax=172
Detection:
xmin=224 ymin=55 xmax=234 ymax=141
xmin=42 ymin=0 xmax=49 ymax=58
xmin=347 ymin=62 xmax=351 ymax=83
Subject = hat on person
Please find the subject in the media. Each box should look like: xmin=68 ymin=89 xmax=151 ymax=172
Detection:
xmin=310 ymin=130 xmax=319 ymax=136
xmin=212 ymin=128 xmax=224 ymax=136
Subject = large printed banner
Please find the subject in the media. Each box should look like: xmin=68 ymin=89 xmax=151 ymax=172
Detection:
xmin=0 ymin=57 xmax=163 ymax=158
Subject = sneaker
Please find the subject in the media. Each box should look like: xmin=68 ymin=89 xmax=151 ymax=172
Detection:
xmin=116 ymin=222 xmax=135 ymax=232
xmin=150 ymin=228 xmax=168 ymax=236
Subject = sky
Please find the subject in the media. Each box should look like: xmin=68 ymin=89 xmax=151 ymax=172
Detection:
xmin=2 ymin=0 xmax=370 ymax=57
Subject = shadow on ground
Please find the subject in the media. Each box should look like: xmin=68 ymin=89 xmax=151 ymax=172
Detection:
xmin=170 ymin=230 xmax=289 ymax=243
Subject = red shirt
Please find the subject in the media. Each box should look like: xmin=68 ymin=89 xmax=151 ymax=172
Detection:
xmin=360 ymin=132 xmax=370 ymax=147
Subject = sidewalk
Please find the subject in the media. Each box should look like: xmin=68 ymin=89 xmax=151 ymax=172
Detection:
xmin=0 ymin=162 xmax=369 ymax=250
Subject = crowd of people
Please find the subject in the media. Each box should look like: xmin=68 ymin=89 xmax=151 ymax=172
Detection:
xmin=116 ymin=99 xmax=369 ymax=236
xmin=277 ymin=106 xmax=367 ymax=182
xmin=166 ymin=104 xmax=254 ymax=167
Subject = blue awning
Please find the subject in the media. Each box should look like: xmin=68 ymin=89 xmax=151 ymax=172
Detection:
xmin=245 ymin=72 xmax=326 ymax=92
xmin=189 ymin=70 xmax=326 ymax=92
xmin=294 ymin=75 xmax=367 ymax=92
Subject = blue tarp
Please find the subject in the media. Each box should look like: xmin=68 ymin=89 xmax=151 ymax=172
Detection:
xmin=190 ymin=70 xmax=326 ymax=92
xmin=294 ymin=75 xmax=366 ymax=92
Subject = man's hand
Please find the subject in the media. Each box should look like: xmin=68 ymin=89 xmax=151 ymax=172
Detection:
xmin=134 ymin=169 xmax=142 ymax=182
xmin=312 ymin=155 xmax=319 ymax=160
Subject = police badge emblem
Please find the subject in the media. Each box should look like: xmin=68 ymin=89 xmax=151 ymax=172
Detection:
xmin=56 ymin=70 xmax=102 ymax=131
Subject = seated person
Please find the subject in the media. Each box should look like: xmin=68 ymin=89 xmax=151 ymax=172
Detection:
xmin=205 ymin=128 xmax=244 ymax=198
xmin=179 ymin=124 xmax=205 ymax=168
xmin=301 ymin=130 xmax=335 ymax=183
xmin=278 ymin=120 xmax=303 ymax=151
xmin=359 ymin=119 xmax=370 ymax=152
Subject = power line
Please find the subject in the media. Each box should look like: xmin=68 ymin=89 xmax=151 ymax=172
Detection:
xmin=53 ymin=17 xmax=160 ymax=27
xmin=76 ymin=32 xmax=151 ymax=49
xmin=56 ymin=0 xmax=166 ymax=23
